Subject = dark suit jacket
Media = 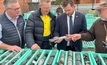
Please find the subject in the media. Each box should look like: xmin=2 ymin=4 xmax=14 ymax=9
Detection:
xmin=54 ymin=11 xmax=87 ymax=51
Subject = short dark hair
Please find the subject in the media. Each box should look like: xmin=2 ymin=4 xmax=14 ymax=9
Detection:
xmin=62 ymin=0 xmax=74 ymax=7
xmin=56 ymin=7 xmax=63 ymax=15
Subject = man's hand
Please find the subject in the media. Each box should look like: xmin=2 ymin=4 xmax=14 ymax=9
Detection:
xmin=7 ymin=45 xmax=22 ymax=52
xmin=72 ymin=34 xmax=81 ymax=41
xmin=54 ymin=36 xmax=63 ymax=43
xmin=66 ymin=34 xmax=81 ymax=41
xmin=65 ymin=34 xmax=72 ymax=41
xmin=31 ymin=44 xmax=40 ymax=50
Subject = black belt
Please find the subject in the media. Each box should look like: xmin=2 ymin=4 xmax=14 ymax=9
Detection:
xmin=43 ymin=35 xmax=51 ymax=42
xmin=42 ymin=41 xmax=49 ymax=44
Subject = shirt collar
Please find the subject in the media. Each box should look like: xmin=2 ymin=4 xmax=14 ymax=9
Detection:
xmin=5 ymin=11 xmax=19 ymax=20
xmin=72 ymin=11 xmax=75 ymax=18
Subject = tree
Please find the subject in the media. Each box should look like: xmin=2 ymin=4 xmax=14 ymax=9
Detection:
xmin=52 ymin=0 xmax=63 ymax=5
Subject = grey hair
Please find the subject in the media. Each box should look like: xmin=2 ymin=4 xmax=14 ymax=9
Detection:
xmin=39 ymin=0 xmax=51 ymax=5
xmin=3 ymin=0 xmax=18 ymax=9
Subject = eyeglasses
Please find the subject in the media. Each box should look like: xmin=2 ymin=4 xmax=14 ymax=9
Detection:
xmin=8 ymin=7 xmax=20 ymax=11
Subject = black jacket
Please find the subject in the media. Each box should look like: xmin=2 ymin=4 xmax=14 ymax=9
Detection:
xmin=25 ymin=9 xmax=56 ymax=48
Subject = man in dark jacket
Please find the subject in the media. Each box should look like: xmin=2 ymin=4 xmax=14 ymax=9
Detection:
xmin=53 ymin=0 xmax=87 ymax=51
xmin=25 ymin=0 xmax=56 ymax=50
xmin=0 ymin=0 xmax=25 ymax=52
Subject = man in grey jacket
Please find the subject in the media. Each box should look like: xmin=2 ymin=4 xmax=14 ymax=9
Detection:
xmin=25 ymin=0 xmax=56 ymax=50
xmin=0 ymin=0 xmax=25 ymax=52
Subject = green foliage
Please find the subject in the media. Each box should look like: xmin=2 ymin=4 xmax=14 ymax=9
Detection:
xmin=86 ymin=9 xmax=98 ymax=17
xmin=52 ymin=0 xmax=63 ymax=5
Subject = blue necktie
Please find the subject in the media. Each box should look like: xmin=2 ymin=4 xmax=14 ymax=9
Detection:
xmin=69 ymin=16 xmax=72 ymax=34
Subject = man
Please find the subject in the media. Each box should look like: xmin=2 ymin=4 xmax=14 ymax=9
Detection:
xmin=53 ymin=0 xmax=87 ymax=51
xmin=0 ymin=0 xmax=25 ymax=52
xmin=68 ymin=2 xmax=107 ymax=53
xmin=56 ymin=6 xmax=63 ymax=16
xmin=25 ymin=0 xmax=56 ymax=50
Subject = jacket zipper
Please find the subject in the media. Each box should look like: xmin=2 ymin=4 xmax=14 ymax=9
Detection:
xmin=15 ymin=25 xmax=22 ymax=47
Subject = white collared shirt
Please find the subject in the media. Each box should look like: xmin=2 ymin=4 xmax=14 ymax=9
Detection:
xmin=67 ymin=11 xmax=75 ymax=46
xmin=5 ymin=12 xmax=19 ymax=26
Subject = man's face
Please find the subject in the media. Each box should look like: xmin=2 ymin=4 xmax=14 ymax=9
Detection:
xmin=99 ymin=7 xmax=107 ymax=21
xmin=40 ymin=2 xmax=51 ymax=15
xmin=7 ymin=2 xmax=21 ymax=18
xmin=63 ymin=3 xmax=75 ymax=16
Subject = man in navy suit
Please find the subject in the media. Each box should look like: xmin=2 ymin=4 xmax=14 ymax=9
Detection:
xmin=53 ymin=0 xmax=87 ymax=51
